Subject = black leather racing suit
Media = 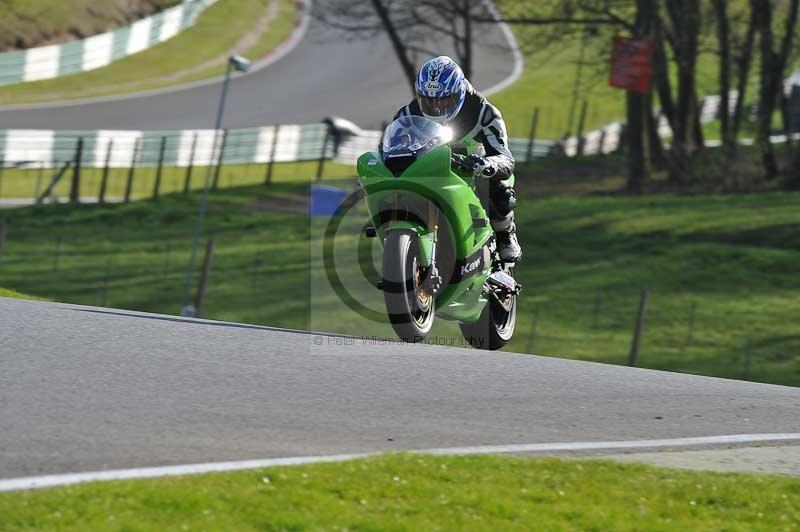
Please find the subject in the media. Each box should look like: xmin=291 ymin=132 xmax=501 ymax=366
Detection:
xmin=392 ymin=80 xmax=517 ymax=233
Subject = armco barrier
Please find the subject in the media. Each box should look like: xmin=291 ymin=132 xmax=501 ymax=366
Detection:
xmin=0 ymin=0 xmax=216 ymax=87
xmin=0 ymin=124 xmax=558 ymax=171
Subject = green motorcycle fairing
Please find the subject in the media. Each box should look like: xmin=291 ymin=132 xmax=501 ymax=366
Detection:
xmin=357 ymin=144 xmax=495 ymax=322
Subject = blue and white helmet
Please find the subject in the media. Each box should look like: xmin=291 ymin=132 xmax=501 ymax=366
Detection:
xmin=415 ymin=56 xmax=466 ymax=123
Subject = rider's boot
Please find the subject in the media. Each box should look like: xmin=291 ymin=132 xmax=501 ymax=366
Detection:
xmin=489 ymin=181 xmax=521 ymax=262
xmin=495 ymin=220 xmax=522 ymax=262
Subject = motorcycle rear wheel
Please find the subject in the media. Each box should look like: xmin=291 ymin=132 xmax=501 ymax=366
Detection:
xmin=383 ymin=231 xmax=435 ymax=342
xmin=459 ymin=269 xmax=517 ymax=351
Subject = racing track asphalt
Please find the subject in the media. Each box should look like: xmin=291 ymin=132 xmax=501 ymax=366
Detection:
xmin=0 ymin=5 xmax=517 ymax=131
xmin=1 ymin=297 xmax=799 ymax=479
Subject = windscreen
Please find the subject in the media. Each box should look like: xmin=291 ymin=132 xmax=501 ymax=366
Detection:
xmin=381 ymin=116 xmax=453 ymax=161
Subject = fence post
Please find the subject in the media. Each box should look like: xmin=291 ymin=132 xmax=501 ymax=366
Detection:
xmin=576 ymin=100 xmax=589 ymax=157
xmin=316 ymin=126 xmax=331 ymax=182
xmin=37 ymin=161 xmax=71 ymax=204
xmin=35 ymin=162 xmax=45 ymax=198
xmin=227 ymin=131 xmax=241 ymax=189
xmin=194 ymin=238 xmax=215 ymax=318
xmin=212 ymin=130 xmax=228 ymax=191
xmin=627 ymin=289 xmax=648 ymax=367
xmin=70 ymin=138 xmax=83 ymax=203
xmin=264 ymin=125 xmax=281 ymax=186
xmin=616 ymin=124 xmax=628 ymax=155
xmin=184 ymin=133 xmax=198 ymax=194
xmin=98 ymin=140 xmax=114 ymax=204
xmin=526 ymin=108 xmax=540 ymax=162
xmin=597 ymin=128 xmax=607 ymax=155
xmin=524 ymin=304 xmax=538 ymax=354
xmin=0 ymin=159 xmax=4 ymax=199
xmin=124 ymin=137 xmax=141 ymax=203
xmin=0 ymin=221 xmax=7 ymax=263
xmin=153 ymin=136 xmax=167 ymax=201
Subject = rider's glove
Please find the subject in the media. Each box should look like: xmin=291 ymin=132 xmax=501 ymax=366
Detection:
xmin=466 ymin=155 xmax=497 ymax=178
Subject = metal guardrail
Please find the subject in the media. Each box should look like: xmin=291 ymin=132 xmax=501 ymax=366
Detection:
xmin=0 ymin=124 xmax=559 ymax=172
xmin=0 ymin=123 xmax=561 ymax=203
xmin=0 ymin=125 xmax=329 ymax=170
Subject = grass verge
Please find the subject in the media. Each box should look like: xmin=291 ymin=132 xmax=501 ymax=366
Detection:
xmin=0 ymin=172 xmax=798 ymax=386
xmin=0 ymin=160 xmax=355 ymax=199
xmin=0 ymin=0 xmax=298 ymax=105
xmin=0 ymin=287 xmax=45 ymax=300
xmin=1 ymin=454 xmax=798 ymax=530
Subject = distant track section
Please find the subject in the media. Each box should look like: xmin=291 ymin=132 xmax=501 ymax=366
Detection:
xmin=0 ymin=0 xmax=216 ymax=86
xmin=0 ymin=8 xmax=516 ymax=130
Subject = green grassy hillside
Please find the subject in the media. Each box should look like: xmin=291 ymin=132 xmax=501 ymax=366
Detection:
xmin=1 ymin=172 xmax=798 ymax=386
xmin=0 ymin=0 xmax=180 ymax=52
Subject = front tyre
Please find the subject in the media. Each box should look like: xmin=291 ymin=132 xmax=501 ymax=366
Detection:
xmin=383 ymin=230 xmax=435 ymax=342
xmin=459 ymin=270 xmax=517 ymax=350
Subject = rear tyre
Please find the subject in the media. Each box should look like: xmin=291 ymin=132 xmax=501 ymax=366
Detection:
xmin=382 ymin=231 xmax=435 ymax=342
xmin=459 ymin=269 xmax=517 ymax=350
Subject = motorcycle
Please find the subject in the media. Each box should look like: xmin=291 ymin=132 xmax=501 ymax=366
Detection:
xmin=356 ymin=115 xmax=520 ymax=350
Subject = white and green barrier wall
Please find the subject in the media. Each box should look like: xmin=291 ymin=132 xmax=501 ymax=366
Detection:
xmin=0 ymin=125 xmax=332 ymax=169
xmin=0 ymin=0 xmax=216 ymax=86
xmin=0 ymin=125 xmax=559 ymax=172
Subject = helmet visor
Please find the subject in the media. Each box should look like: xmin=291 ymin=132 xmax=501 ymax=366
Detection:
xmin=417 ymin=93 xmax=460 ymax=118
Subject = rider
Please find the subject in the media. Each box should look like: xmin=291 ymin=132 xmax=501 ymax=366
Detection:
xmin=391 ymin=55 xmax=521 ymax=262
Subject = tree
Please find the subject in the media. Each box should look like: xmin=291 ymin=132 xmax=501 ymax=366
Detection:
xmin=479 ymin=0 xmax=711 ymax=190
xmin=317 ymin=0 xmax=800 ymax=187
xmin=472 ymin=0 xmax=655 ymax=192
xmin=792 ymin=140 xmax=800 ymax=188
xmin=753 ymin=0 xmax=799 ymax=179
xmin=731 ymin=0 xmax=759 ymax=144
xmin=712 ymin=0 xmax=733 ymax=150
xmin=313 ymin=0 xmax=418 ymax=93
xmin=625 ymin=0 xmax=657 ymax=194
xmin=662 ymin=0 xmax=704 ymax=154
xmin=407 ymin=0 xmax=481 ymax=79
xmin=312 ymin=0 xmax=494 ymax=96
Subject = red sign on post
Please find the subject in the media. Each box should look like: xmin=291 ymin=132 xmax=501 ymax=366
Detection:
xmin=609 ymin=36 xmax=655 ymax=94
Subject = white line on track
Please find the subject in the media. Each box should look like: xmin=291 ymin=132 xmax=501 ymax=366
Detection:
xmin=2 ymin=433 xmax=799 ymax=492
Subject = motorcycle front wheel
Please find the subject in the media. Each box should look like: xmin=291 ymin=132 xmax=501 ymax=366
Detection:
xmin=382 ymin=230 xmax=435 ymax=342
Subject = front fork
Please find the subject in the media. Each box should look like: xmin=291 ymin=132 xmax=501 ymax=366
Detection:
xmin=422 ymin=201 xmax=443 ymax=296
xmin=366 ymin=202 xmax=443 ymax=296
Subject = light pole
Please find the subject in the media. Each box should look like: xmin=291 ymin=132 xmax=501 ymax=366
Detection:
xmin=181 ymin=55 xmax=251 ymax=317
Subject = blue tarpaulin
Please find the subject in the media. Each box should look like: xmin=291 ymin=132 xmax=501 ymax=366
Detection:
xmin=309 ymin=185 xmax=348 ymax=217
